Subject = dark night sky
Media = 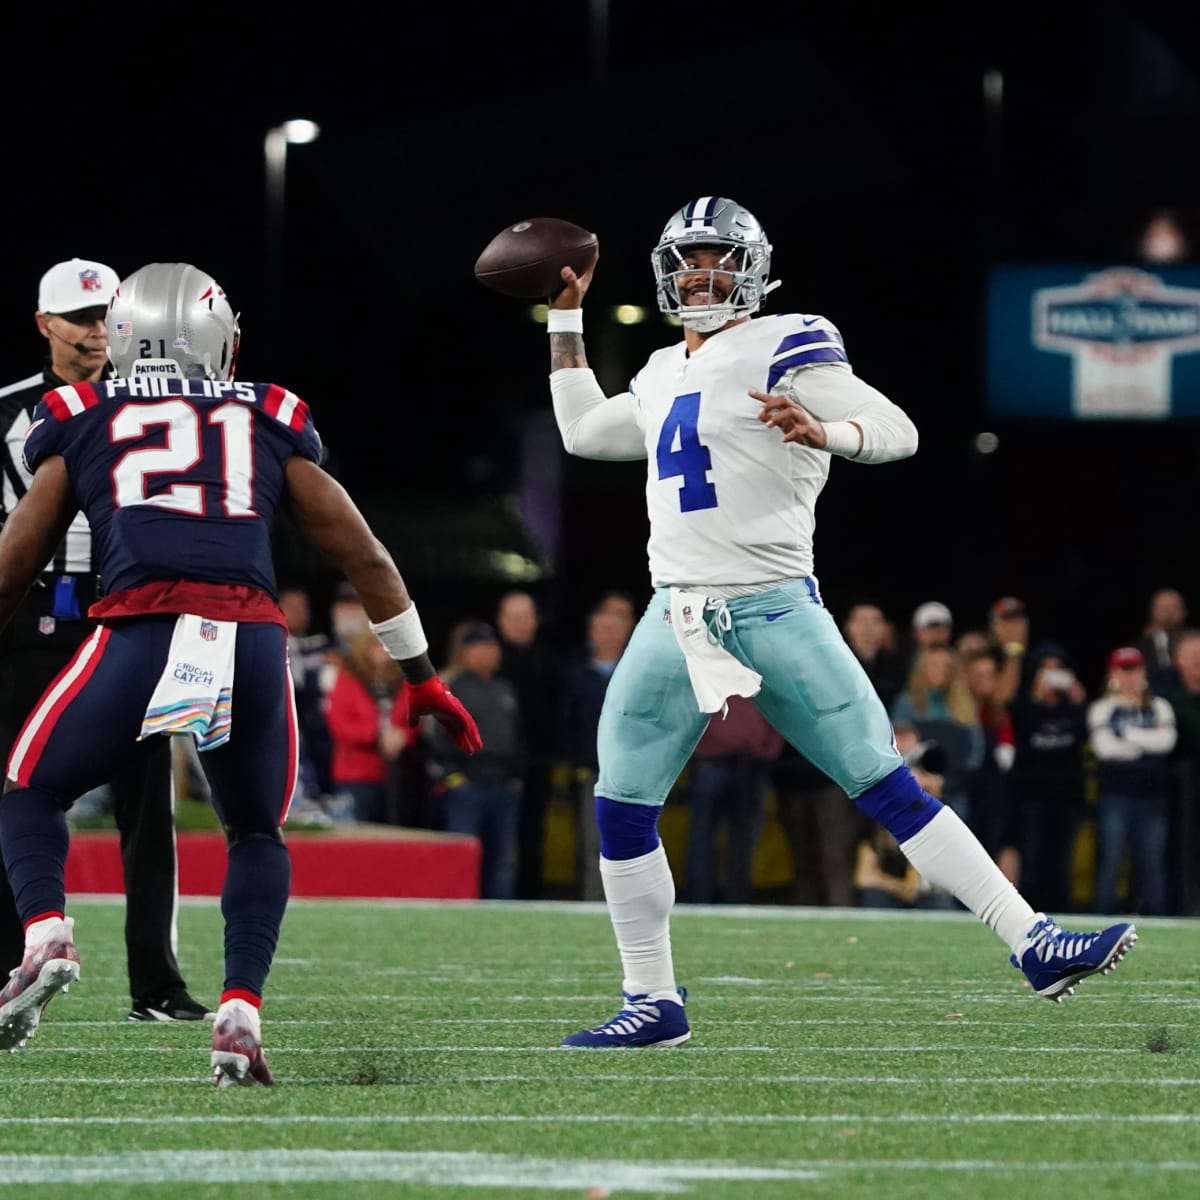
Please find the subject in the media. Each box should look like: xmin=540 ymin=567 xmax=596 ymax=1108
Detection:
xmin=3 ymin=3 xmax=1199 ymax=683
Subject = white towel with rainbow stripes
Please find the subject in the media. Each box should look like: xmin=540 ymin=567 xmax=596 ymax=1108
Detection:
xmin=139 ymin=614 xmax=236 ymax=751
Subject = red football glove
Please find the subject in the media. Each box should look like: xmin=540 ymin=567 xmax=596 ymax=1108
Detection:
xmin=402 ymin=676 xmax=482 ymax=753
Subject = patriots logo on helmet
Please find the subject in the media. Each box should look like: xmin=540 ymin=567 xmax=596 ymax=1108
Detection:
xmin=79 ymin=268 xmax=103 ymax=293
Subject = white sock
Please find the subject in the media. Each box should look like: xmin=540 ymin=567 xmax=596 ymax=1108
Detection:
xmin=899 ymin=808 xmax=1036 ymax=951
xmin=25 ymin=915 xmax=72 ymax=949
xmin=599 ymin=843 xmax=679 ymax=1000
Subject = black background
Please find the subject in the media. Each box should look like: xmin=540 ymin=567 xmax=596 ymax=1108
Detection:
xmin=4 ymin=3 xmax=1200 ymax=687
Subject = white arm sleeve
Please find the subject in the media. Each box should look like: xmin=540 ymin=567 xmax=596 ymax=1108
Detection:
xmin=549 ymin=368 xmax=646 ymax=461
xmin=780 ymin=364 xmax=919 ymax=463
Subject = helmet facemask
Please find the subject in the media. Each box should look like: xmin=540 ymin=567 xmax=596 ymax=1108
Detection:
xmin=651 ymin=197 xmax=778 ymax=332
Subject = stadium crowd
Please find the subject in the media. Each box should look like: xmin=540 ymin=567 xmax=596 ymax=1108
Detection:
xmin=154 ymin=581 xmax=1199 ymax=916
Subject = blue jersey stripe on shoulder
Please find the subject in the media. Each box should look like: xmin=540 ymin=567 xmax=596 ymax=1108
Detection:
xmin=767 ymin=346 xmax=848 ymax=391
xmin=773 ymin=328 xmax=844 ymax=356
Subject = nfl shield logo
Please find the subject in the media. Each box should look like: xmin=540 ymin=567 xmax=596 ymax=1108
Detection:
xmin=200 ymin=620 xmax=218 ymax=642
xmin=79 ymin=268 xmax=102 ymax=293
xmin=39 ymin=615 xmax=56 ymax=636
xmin=682 ymin=605 xmax=693 ymax=624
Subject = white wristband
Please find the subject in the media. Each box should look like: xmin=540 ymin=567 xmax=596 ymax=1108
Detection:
xmin=821 ymin=419 xmax=863 ymax=458
xmin=369 ymin=605 xmax=429 ymax=660
xmin=547 ymin=308 xmax=583 ymax=334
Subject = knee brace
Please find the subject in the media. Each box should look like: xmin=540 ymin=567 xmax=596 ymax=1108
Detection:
xmin=595 ymin=795 xmax=661 ymax=860
xmin=853 ymin=765 xmax=942 ymax=843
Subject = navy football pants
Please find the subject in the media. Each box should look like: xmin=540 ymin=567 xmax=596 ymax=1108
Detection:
xmin=1 ymin=615 xmax=296 ymax=998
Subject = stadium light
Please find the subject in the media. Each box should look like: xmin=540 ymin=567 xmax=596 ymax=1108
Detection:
xmin=264 ymin=119 xmax=321 ymax=346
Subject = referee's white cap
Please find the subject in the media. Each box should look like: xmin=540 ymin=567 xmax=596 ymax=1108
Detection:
xmin=38 ymin=258 xmax=119 ymax=314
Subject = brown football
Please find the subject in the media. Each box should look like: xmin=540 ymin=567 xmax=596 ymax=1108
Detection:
xmin=474 ymin=217 xmax=598 ymax=299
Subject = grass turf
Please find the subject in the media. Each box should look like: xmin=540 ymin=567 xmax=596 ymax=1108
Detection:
xmin=0 ymin=899 xmax=1194 ymax=1199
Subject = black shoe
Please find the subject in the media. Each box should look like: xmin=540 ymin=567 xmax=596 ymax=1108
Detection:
xmin=128 ymin=989 xmax=215 ymax=1023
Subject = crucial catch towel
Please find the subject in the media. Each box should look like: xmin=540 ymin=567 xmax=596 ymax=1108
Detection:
xmin=140 ymin=614 xmax=237 ymax=750
xmin=669 ymin=588 xmax=762 ymax=717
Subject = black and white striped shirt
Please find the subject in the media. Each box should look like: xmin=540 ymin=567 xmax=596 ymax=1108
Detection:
xmin=0 ymin=364 xmax=98 ymax=575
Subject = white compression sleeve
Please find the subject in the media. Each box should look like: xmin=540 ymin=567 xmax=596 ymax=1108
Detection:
xmin=599 ymin=844 xmax=679 ymax=999
xmin=550 ymin=368 xmax=646 ymax=460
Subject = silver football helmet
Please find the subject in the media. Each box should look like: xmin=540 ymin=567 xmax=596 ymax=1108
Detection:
xmin=107 ymin=262 xmax=241 ymax=380
xmin=652 ymin=196 xmax=779 ymax=332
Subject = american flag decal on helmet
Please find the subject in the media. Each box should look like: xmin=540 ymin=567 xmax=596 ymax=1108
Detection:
xmin=115 ymin=321 xmax=132 ymax=336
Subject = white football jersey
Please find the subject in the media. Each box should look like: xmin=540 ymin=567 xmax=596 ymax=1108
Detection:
xmin=630 ymin=314 xmax=915 ymax=587
xmin=549 ymin=313 xmax=918 ymax=589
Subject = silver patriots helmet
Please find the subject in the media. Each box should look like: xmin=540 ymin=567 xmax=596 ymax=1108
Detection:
xmin=106 ymin=262 xmax=241 ymax=380
xmin=651 ymin=196 xmax=778 ymax=332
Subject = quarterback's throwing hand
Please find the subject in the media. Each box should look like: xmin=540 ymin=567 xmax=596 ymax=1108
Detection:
xmin=403 ymin=676 xmax=483 ymax=753
xmin=750 ymin=389 xmax=827 ymax=448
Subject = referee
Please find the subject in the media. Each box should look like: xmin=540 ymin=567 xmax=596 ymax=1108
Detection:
xmin=0 ymin=258 xmax=210 ymax=1022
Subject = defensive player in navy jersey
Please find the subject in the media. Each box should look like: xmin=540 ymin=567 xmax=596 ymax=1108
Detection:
xmin=0 ymin=262 xmax=481 ymax=1084
xmin=545 ymin=196 xmax=1137 ymax=1048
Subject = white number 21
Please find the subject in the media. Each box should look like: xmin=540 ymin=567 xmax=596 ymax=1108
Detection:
xmin=110 ymin=399 xmax=256 ymax=518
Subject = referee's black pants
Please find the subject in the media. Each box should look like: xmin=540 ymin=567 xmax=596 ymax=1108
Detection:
xmin=0 ymin=637 xmax=187 ymax=1004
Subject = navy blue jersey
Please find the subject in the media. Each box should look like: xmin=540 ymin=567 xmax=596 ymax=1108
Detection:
xmin=22 ymin=377 xmax=322 ymax=598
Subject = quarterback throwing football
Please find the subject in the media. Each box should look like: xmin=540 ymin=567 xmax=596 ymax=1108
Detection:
xmin=546 ymin=195 xmax=1136 ymax=1048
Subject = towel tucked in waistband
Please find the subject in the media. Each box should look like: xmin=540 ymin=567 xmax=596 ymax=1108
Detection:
xmin=669 ymin=588 xmax=762 ymax=717
xmin=139 ymin=614 xmax=236 ymax=751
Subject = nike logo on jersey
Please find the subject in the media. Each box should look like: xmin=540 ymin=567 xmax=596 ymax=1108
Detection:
xmin=764 ymin=609 xmax=793 ymax=622
xmin=802 ymin=316 xmax=820 ymax=326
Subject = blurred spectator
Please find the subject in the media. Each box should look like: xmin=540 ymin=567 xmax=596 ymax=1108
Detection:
xmin=842 ymin=602 xmax=905 ymax=710
xmin=987 ymin=595 xmax=1030 ymax=706
xmin=329 ymin=581 xmax=369 ymax=658
xmin=890 ymin=645 xmax=984 ymax=822
xmin=279 ymin=584 xmax=334 ymax=808
xmin=1165 ymin=629 xmax=1200 ymax=915
xmin=900 ymin=600 xmax=954 ymax=676
xmin=956 ymin=629 xmax=990 ymax=660
xmin=495 ymin=589 xmax=564 ymax=900
xmin=681 ymin=696 xmax=784 ymax=905
xmin=1133 ymin=587 xmax=1189 ymax=694
xmin=1009 ymin=641 xmax=1089 ymax=914
xmin=596 ymin=589 xmax=639 ymax=627
xmin=854 ymin=727 xmax=955 ymax=909
xmin=427 ymin=622 xmax=524 ymax=899
xmin=1088 ymin=647 xmax=1176 ymax=915
xmin=323 ymin=628 xmax=408 ymax=824
xmin=562 ymin=600 xmax=634 ymax=899
xmin=772 ymin=746 xmax=860 ymax=907
xmin=964 ymin=648 xmax=1019 ymax=882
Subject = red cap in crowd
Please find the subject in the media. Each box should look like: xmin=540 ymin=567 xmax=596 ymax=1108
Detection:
xmin=1108 ymin=646 xmax=1144 ymax=672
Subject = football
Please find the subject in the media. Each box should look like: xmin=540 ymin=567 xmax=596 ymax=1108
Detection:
xmin=474 ymin=217 xmax=598 ymax=299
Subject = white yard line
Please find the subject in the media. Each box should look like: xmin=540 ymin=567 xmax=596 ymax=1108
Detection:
xmin=0 ymin=1149 xmax=1196 ymax=1187
xmin=9 ymin=1074 xmax=1200 ymax=1087
xmin=0 ymin=1113 xmax=1196 ymax=1127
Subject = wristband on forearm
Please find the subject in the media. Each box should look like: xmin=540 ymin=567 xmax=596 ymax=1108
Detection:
xmin=369 ymin=605 xmax=428 ymax=660
xmin=547 ymin=308 xmax=583 ymax=334
xmin=822 ymin=419 xmax=863 ymax=457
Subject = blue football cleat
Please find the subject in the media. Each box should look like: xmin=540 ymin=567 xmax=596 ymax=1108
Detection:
xmin=562 ymin=987 xmax=691 ymax=1048
xmin=1012 ymin=913 xmax=1137 ymax=1002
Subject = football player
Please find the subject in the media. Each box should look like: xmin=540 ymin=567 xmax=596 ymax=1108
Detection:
xmin=546 ymin=196 xmax=1136 ymax=1047
xmin=0 ymin=263 xmax=481 ymax=1083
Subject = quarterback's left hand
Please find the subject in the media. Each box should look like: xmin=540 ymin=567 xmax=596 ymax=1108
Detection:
xmin=750 ymin=389 xmax=827 ymax=447
xmin=402 ymin=676 xmax=483 ymax=753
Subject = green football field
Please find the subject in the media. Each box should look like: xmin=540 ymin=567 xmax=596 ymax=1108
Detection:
xmin=0 ymin=898 xmax=1194 ymax=1199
